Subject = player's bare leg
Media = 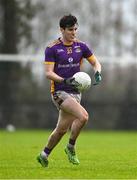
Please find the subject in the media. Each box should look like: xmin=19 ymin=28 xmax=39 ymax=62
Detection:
xmin=46 ymin=98 xmax=88 ymax=151
xmin=61 ymin=97 xmax=88 ymax=122
xmin=60 ymin=97 xmax=89 ymax=164
xmin=45 ymin=110 xmax=74 ymax=150
xmin=37 ymin=96 xmax=88 ymax=166
xmin=46 ymin=96 xmax=88 ymax=151
xmin=70 ymin=117 xmax=88 ymax=141
xmin=37 ymin=109 xmax=74 ymax=167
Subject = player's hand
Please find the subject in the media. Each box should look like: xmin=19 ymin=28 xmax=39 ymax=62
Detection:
xmin=64 ymin=77 xmax=79 ymax=90
xmin=93 ymin=71 xmax=102 ymax=85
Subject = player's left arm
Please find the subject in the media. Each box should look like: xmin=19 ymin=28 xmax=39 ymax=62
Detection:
xmin=87 ymin=54 xmax=102 ymax=85
xmin=87 ymin=54 xmax=101 ymax=73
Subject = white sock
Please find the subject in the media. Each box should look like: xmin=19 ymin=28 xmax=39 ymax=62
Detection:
xmin=41 ymin=151 xmax=48 ymax=158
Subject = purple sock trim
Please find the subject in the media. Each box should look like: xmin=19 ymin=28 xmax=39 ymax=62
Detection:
xmin=44 ymin=147 xmax=52 ymax=155
xmin=69 ymin=138 xmax=76 ymax=146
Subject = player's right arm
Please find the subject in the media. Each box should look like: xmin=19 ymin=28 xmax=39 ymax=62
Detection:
xmin=44 ymin=45 xmax=64 ymax=83
xmin=45 ymin=63 xmax=64 ymax=83
xmin=45 ymin=63 xmax=78 ymax=89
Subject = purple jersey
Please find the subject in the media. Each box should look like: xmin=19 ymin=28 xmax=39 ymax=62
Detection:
xmin=45 ymin=38 xmax=93 ymax=94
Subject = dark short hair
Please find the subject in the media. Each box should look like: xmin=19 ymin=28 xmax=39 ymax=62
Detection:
xmin=59 ymin=14 xmax=78 ymax=29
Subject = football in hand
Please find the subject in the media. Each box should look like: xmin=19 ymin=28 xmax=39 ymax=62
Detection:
xmin=73 ymin=72 xmax=91 ymax=92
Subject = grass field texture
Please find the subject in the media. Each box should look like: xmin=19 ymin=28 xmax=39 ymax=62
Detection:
xmin=0 ymin=130 xmax=137 ymax=179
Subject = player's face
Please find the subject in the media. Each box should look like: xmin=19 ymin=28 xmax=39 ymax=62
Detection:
xmin=61 ymin=24 xmax=78 ymax=43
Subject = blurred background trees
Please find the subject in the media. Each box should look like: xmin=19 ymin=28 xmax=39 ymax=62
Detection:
xmin=0 ymin=0 xmax=137 ymax=130
xmin=0 ymin=0 xmax=39 ymax=127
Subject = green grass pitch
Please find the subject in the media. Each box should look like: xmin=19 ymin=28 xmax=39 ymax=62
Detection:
xmin=0 ymin=130 xmax=137 ymax=179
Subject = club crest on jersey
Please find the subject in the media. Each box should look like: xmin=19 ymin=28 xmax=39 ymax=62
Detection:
xmin=75 ymin=47 xmax=81 ymax=53
xmin=68 ymin=57 xmax=73 ymax=63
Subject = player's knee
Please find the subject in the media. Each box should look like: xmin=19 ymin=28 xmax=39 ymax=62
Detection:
xmin=80 ymin=112 xmax=89 ymax=124
xmin=84 ymin=112 xmax=89 ymax=123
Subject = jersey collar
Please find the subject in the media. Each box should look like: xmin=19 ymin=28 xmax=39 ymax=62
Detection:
xmin=58 ymin=37 xmax=74 ymax=46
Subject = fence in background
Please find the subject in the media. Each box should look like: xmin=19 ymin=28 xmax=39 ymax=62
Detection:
xmin=0 ymin=54 xmax=137 ymax=130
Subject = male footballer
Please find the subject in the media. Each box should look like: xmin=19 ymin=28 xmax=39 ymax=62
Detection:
xmin=37 ymin=14 xmax=102 ymax=167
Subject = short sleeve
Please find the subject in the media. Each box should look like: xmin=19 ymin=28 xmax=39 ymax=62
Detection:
xmin=81 ymin=43 xmax=93 ymax=58
xmin=44 ymin=47 xmax=56 ymax=63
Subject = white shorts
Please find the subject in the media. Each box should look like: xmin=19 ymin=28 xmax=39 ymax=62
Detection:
xmin=51 ymin=91 xmax=81 ymax=110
